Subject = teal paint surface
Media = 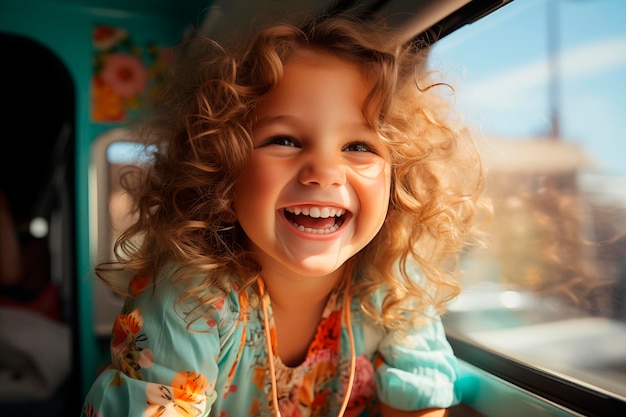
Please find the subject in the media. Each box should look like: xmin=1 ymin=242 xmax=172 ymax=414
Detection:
xmin=0 ymin=0 xmax=210 ymax=399
xmin=457 ymin=360 xmax=581 ymax=416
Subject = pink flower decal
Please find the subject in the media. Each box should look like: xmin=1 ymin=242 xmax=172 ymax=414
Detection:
xmin=101 ymin=53 xmax=148 ymax=99
xmin=91 ymin=24 xmax=170 ymax=122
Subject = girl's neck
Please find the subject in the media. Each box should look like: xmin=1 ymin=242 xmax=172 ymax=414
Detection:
xmin=259 ymin=267 xmax=347 ymax=367
xmin=261 ymin=267 xmax=344 ymax=312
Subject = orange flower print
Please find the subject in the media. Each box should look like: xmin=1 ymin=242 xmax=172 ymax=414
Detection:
xmin=111 ymin=307 xmax=142 ymax=351
xmin=251 ymin=364 xmax=267 ymax=391
xmin=129 ymin=273 xmax=151 ymax=296
xmin=101 ymin=53 xmax=148 ymax=99
xmin=374 ymin=354 xmax=385 ymax=370
xmin=311 ymin=389 xmax=329 ymax=411
xmin=91 ymin=76 xmax=124 ymax=122
xmin=248 ymin=396 xmax=262 ymax=416
xmin=145 ymin=371 xmax=210 ymax=417
xmin=302 ymin=351 xmax=336 ymax=415
xmin=309 ymin=310 xmax=341 ymax=354
xmin=110 ymin=307 xmax=153 ymax=379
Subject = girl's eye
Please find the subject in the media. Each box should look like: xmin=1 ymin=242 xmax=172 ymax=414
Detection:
xmin=343 ymin=142 xmax=376 ymax=153
xmin=265 ymin=135 xmax=298 ymax=147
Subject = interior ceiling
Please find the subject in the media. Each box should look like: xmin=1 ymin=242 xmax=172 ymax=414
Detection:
xmin=50 ymin=0 xmax=513 ymax=45
xmin=200 ymin=0 xmax=477 ymax=45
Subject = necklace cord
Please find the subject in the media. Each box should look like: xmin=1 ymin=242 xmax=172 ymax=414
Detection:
xmin=337 ymin=284 xmax=356 ymax=416
xmin=257 ymin=278 xmax=356 ymax=417
xmin=259 ymin=279 xmax=281 ymax=416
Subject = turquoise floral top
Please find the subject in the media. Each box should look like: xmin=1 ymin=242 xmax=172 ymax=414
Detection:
xmin=81 ymin=270 xmax=460 ymax=417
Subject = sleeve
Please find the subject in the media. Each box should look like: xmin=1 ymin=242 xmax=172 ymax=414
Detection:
xmin=80 ymin=275 xmax=228 ymax=417
xmin=374 ymin=316 xmax=461 ymax=411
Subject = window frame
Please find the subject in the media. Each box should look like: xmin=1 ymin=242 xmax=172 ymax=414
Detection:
xmin=448 ymin=334 xmax=626 ymax=416
xmin=419 ymin=1 xmax=626 ymax=415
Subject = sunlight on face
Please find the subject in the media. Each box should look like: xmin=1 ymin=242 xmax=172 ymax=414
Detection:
xmin=233 ymin=49 xmax=392 ymax=283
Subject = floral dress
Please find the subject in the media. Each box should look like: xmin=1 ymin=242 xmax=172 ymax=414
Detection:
xmin=81 ymin=271 xmax=460 ymax=417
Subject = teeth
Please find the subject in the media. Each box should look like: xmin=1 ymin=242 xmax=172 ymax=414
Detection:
xmin=285 ymin=206 xmax=345 ymax=218
xmin=296 ymin=225 xmax=338 ymax=234
xmin=284 ymin=206 xmax=346 ymax=234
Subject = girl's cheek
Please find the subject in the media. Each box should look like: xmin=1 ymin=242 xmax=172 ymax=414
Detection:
xmin=350 ymin=157 xmax=391 ymax=179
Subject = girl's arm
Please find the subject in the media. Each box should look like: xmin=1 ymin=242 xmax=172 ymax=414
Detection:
xmin=374 ymin=316 xmax=460 ymax=412
xmin=381 ymin=403 xmax=448 ymax=417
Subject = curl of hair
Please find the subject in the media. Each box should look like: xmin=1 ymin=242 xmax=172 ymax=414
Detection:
xmin=96 ymin=14 xmax=490 ymax=332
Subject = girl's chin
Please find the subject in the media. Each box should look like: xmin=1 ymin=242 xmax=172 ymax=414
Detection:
xmin=281 ymin=254 xmax=350 ymax=278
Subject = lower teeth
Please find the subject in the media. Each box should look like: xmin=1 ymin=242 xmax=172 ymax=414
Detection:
xmin=291 ymin=221 xmax=339 ymax=234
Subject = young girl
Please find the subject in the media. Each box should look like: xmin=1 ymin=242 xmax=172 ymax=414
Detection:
xmin=81 ymin=13 xmax=487 ymax=417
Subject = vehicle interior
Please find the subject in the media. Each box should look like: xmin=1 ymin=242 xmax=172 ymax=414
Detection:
xmin=1 ymin=0 xmax=624 ymax=416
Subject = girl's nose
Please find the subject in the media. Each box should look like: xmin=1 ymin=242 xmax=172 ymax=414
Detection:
xmin=298 ymin=154 xmax=346 ymax=188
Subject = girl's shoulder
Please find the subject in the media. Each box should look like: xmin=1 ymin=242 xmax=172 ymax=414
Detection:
xmin=126 ymin=264 xmax=246 ymax=332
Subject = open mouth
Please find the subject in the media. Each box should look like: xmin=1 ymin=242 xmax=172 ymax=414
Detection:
xmin=283 ymin=206 xmax=347 ymax=234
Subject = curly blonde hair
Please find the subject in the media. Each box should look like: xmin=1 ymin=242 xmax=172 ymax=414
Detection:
xmin=98 ymin=13 xmax=489 ymax=330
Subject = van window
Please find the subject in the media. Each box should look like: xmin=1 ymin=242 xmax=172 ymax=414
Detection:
xmin=431 ymin=0 xmax=626 ymax=402
xmin=90 ymin=129 xmax=153 ymax=335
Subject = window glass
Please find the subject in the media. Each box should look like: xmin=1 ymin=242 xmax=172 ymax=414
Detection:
xmin=431 ymin=0 xmax=626 ymax=400
xmin=90 ymin=130 xmax=153 ymax=336
xmin=105 ymin=140 xmax=154 ymax=257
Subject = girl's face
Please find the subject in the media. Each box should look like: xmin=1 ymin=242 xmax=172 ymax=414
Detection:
xmin=233 ymin=49 xmax=391 ymax=281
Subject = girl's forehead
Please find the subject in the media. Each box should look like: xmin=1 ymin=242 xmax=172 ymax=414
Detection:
xmin=282 ymin=48 xmax=372 ymax=84
xmin=251 ymin=48 xmax=375 ymax=125
xmin=275 ymin=51 xmax=371 ymax=96
xmin=285 ymin=48 xmax=353 ymax=69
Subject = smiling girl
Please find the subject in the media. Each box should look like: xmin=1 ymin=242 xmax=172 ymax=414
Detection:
xmin=81 ymin=13 xmax=488 ymax=417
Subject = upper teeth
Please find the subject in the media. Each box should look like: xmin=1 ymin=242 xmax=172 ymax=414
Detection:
xmin=285 ymin=206 xmax=345 ymax=218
